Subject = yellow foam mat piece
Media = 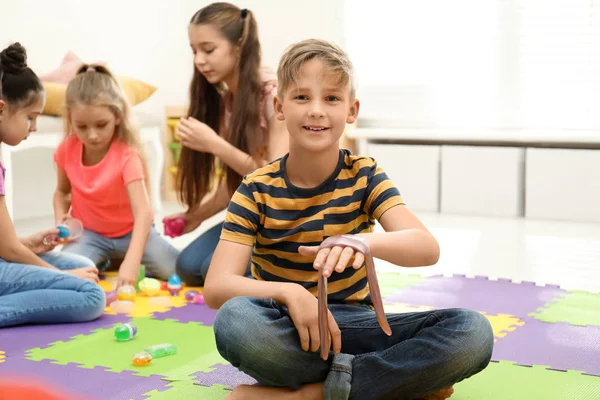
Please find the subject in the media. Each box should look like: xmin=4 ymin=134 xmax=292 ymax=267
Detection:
xmin=383 ymin=303 xmax=524 ymax=343
xmin=101 ymin=272 xmax=202 ymax=318
xmin=481 ymin=313 xmax=525 ymax=342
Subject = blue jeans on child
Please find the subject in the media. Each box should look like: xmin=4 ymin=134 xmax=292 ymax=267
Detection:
xmin=214 ymin=297 xmax=494 ymax=400
xmin=62 ymin=226 xmax=180 ymax=280
xmin=176 ymin=222 xmax=252 ymax=286
xmin=0 ymin=252 xmax=106 ymax=328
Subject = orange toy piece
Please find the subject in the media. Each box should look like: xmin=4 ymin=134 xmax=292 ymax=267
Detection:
xmin=132 ymin=351 xmax=152 ymax=366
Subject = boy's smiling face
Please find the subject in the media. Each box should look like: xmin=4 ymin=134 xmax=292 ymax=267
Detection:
xmin=274 ymin=58 xmax=359 ymax=153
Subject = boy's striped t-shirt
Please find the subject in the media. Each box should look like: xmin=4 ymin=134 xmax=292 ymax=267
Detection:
xmin=220 ymin=149 xmax=404 ymax=304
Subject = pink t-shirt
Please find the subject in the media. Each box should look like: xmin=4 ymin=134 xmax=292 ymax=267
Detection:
xmin=54 ymin=135 xmax=147 ymax=238
xmin=0 ymin=160 xmax=5 ymax=196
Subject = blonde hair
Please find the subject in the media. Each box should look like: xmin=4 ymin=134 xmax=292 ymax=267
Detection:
xmin=277 ymin=39 xmax=355 ymax=99
xmin=64 ymin=64 xmax=151 ymax=195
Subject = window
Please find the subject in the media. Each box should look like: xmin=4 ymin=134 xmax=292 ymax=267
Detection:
xmin=344 ymin=0 xmax=600 ymax=130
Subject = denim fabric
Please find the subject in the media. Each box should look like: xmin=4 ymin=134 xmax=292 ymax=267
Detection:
xmin=0 ymin=252 xmax=105 ymax=327
xmin=214 ymin=296 xmax=493 ymax=399
xmin=61 ymin=226 xmax=179 ymax=280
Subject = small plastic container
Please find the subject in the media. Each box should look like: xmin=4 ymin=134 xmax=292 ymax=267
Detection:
xmin=43 ymin=217 xmax=84 ymax=245
xmin=139 ymin=278 xmax=161 ymax=296
xmin=114 ymin=323 xmax=137 ymax=342
xmin=193 ymin=293 xmax=204 ymax=304
xmin=135 ymin=265 xmax=146 ymax=293
xmin=167 ymin=274 xmax=182 ymax=296
xmin=132 ymin=351 xmax=152 ymax=366
xmin=117 ymin=285 xmax=136 ymax=301
xmin=148 ymin=297 xmax=172 ymax=307
xmin=145 ymin=343 xmax=177 ymax=358
xmin=109 ymin=300 xmax=134 ymax=314
xmin=184 ymin=290 xmax=199 ymax=301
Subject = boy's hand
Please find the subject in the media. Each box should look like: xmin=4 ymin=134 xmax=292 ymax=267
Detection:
xmin=116 ymin=261 xmax=140 ymax=288
xmin=66 ymin=266 xmax=99 ymax=284
xmin=298 ymin=241 xmax=366 ymax=278
xmin=282 ymin=285 xmax=342 ymax=355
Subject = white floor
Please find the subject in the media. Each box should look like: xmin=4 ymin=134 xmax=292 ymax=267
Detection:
xmin=13 ymin=201 xmax=600 ymax=294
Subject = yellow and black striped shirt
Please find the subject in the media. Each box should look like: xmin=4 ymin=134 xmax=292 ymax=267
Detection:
xmin=220 ymin=149 xmax=404 ymax=304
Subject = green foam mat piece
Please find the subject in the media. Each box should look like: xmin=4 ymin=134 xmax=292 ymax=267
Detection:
xmin=143 ymin=381 xmax=230 ymax=399
xmin=530 ymin=291 xmax=600 ymax=327
xmin=454 ymin=361 xmax=600 ymax=399
xmin=26 ymin=317 xmax=227 ymax=381
xmin=378 ymin=272 xmax=425 ymax=298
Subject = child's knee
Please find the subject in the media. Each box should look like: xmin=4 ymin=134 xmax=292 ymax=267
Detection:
xmin=451 ymin=309 xmax=494 ymax=372
xmin=214 ymin=297 xmax=327 ymax=387
xmin=214 ymin=297 xmax=260 ymax=351
xmin=214 ymin=297 xmax=288 ymax=365
xmin=81 ymin=282 xmax=106 ymax=321
xmin=469 ymin=310 xmax=494 ymax=365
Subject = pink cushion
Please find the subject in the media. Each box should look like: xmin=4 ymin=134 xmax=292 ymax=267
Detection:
xmin=39 ymin=51 xmax=106 ymax=84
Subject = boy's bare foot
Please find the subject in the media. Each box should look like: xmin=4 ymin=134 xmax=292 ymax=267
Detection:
xmin=416 ymin=385 xmax=454 ymax=400
xmin=226 ymin=382 xmax=324 ymax=400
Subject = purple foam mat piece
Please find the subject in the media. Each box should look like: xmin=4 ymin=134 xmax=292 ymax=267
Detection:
xmin=0 ymin=314 xmax=129 ymax=357
xmin=0 ymin=357 xmax=170 ymax=400
xmin=385 ymin=275 xmax=566 ymax=316
xmin=192 ymin=363 xmax=257 ymax=389
xmin=152 ymin=303 xmax=217 ymax=326
xmin=492 ymin=316 xmax=600 ymax=377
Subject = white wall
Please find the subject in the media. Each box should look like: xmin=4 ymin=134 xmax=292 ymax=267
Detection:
xmin=0 ymin=0 xmax=345 ymax=117
xmin=0 ymin=0 xmax=345 ymax=221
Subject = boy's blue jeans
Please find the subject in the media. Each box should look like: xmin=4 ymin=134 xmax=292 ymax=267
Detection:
xmin=214 ymin=297 xmax=493 ymax=399
xmin=0 ymin=252 xmax=106 ymax=328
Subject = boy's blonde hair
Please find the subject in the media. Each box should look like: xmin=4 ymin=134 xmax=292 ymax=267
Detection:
xmin=64 ymin=64 xmax=151 ymax=194
xmin=277 ymin=39 xmax=355 ymax=99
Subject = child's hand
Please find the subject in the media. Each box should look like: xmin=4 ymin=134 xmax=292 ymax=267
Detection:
xmin=298 ymin=240 xmax=366 ymax=278
xmin=282 ymin=285 xmax=342 ymax=355
xmin=23 ymin=229 xmax=61 ymax=254
xmin=116 ymin=261 xmax=140 ymax=288
xmin=177 ymin=117 xmax=221 ymax=153
xmin=164 ymin=212 xmax=202 ymax=235
xmin=66 ymin=266 xmax=99 ymax=283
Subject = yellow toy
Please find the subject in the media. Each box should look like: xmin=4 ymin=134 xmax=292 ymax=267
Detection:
xmin=117 ymin=285 xmax=136 ymax=301
xmin=139 ymin=278 xmax=161 ymax=296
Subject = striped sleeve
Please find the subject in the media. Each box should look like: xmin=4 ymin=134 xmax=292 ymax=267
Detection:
xmin=363 ymin=161 xmax=405 ymax=220
xmin=220 ymin=181 xmax=260 ymax=246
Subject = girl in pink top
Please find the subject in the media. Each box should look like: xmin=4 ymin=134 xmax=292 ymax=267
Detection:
xmin=0 ymin=43 xmax=104 ymax=327
xmin=168 ymin=3 xmax=290 ymax=286
xmin=54 ymin=65 xmax=179 ymax=288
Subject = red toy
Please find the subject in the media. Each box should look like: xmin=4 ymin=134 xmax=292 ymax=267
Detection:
xmin=163 ymin=217 xmax=185 ymax=238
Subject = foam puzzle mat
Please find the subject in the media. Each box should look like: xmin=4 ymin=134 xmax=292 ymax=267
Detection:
xmin=1 ymin=271 xmax=599 ymax=399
